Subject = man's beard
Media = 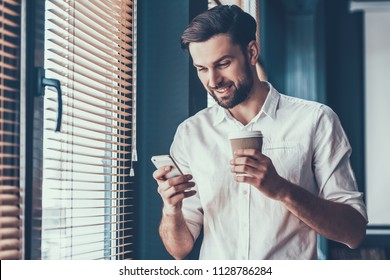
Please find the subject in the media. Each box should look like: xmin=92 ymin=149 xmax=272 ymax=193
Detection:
xmin=208 ymin=59 xmax=253 ymax=109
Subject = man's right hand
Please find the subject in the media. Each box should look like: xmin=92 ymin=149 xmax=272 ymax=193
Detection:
xmin=153 ymin=166 xmax=196 ymax=216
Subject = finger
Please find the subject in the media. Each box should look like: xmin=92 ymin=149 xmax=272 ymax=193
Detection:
xmin=183 ymin=190 xmax=197 ymax=198
xmin=158 ymin=174 xmax=193 ymax=192
xmin=161 ymin=181 xmax=196 ymax=198
xmin=230 ymin=156 xmax=259 ymax=168
xmin=171 ymin=181 xmax=196 ymax=193
xmin=165 ymin=190 xmax=197 ymax=206
xmin=167 ymin=174 xmax=193 ymax=187
xmin=234 ymin=174 xmax=258 ymax=186
xmin=234 ymin=148 xmax=262 ymax=159
xmin=153 ymin=166 xmax=173 ymax=181
xmin=231 ymin=164 xmax=258 ymax=175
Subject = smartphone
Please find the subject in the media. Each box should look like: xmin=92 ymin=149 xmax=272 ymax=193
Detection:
xmin=151 ymin=155 xmax=183 ymax=179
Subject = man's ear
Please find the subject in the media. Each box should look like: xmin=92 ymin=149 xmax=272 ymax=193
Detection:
xmin=247 ymin=40 xmax=259 ymax=66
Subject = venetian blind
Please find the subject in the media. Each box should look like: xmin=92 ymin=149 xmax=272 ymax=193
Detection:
xmin=39 ymin=0 xmax=136 ymax=259
xmin=0 ymin=0 xmax=22 ymax=260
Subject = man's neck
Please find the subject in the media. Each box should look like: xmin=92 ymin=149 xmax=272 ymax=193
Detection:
xmin=228 ymin=80 xmax=269 ymax=126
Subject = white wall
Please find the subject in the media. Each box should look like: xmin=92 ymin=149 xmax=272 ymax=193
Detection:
xmin=364 ymin=11 xmax=390 ymax=225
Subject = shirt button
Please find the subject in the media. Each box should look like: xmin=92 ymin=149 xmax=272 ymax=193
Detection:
xmin=243 ymin=190 xmax=248 ymax=195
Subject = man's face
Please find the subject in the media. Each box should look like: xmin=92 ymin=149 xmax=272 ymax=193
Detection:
xmin=189 ymin=34 xmax=254 ymax=109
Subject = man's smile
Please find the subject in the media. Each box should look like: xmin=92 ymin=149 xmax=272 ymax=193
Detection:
xmin=212 ymin=82 xmax=234 ymax=96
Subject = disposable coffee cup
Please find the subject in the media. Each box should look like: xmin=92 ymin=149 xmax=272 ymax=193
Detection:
xmin=228 ymin=130 xmax=263 ymax=156
xmin=229 ymin=130 xmax=263 ymax=177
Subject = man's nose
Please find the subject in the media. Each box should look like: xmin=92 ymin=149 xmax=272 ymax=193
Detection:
xmin=208 ymin=69 xmax=222 ymax=89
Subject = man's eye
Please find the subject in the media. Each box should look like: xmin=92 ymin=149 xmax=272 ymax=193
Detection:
xmin=218 ymin=61 xmax=230 ymax=68
xmin=197 ymin=67 xmax=206 ymax=72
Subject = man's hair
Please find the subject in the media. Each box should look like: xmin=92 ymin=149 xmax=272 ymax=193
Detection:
xmin=180 ymin=5 xmax=257 ymax=51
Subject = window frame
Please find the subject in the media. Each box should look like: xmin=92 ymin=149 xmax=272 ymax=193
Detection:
xmin=21 ymin=0 xmax=136 ymax=260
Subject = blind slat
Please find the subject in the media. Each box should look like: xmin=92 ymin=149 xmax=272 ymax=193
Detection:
xmin=47 ymin=187 xmax=132 ymax=193
xmin=46 ymin=241 xmax=133 ymax=258
xmin=45 ymin=105 xmax=131 ymax=126
xmin=0 ymin=84 xmax=19 ymax=93
xmin=0 ymin=73 xmax=19 ymax=81
xmin=45 ymin=130 xmax=130 ymax=147
xmin=39 ymin=213 xmax=133 ymax=222
xmin=0 ymin=227 xmax=19 ymax=238
xmin=44 ymin=179 xmax=130 ymax=185
xmin=48 ymin=123 xmax=131 ymax=140
xmin=0 ymin=96 xmax=19 ymax=103
xmin=0 ymin=40 xmax=19 ymax=49
xmin=43 ymin=158 xmax=130 ymax=170
xmin=46 ymin=136 xmax=130 ymax=152
xmin=0 ymin=49 xmax=18 ymax=59
xmin=0 ymin=186 xmax=19 ymax=193
xmin=3 ymin=0 xmax=20 ymax=6
xmin=0 ymin=217 xmax=19 ymax=227
xmin=57 ymin=236 xmax=132 ymax=249
xmin=0 ymin=205 xmax=19 ymax=216
xmin=40 ymin=220 xmax=130 ymax=232
xmin=0 ymin=194 xmax=19 ymax=205
xmin=0 ymin=250 xmax=20 ymax=260
xmin=0 ymin=238 xmax=20 ymax=250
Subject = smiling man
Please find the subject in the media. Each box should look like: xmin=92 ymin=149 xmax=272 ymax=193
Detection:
xmin=153 ymin=5 xmax=368 ymax=260
xmin=191 ymin=34 xmax=255 ymax=110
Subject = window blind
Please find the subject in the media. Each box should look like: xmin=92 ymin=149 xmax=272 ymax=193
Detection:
xmin=0 ymin=0 xmax=22 ymax=260
xmin=38 ymin=0 xmax=136 ymax=260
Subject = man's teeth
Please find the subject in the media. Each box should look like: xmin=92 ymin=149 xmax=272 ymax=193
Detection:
xmin=216 ymin=87 xmax=229 ymax=93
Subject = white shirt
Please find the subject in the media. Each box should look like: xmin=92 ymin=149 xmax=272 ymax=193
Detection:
xmin=170 ymin=83 xmax=368 ymax=260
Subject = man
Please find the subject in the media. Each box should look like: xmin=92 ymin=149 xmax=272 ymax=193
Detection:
xmin=153 ymin=5 xmax=367 ymax=260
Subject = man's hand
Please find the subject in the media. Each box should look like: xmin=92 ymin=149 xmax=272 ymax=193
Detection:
xmin=153 ymin=166 xmax=196 ymax=215
xmin=230 ymin=148 xmax=287 ymax=201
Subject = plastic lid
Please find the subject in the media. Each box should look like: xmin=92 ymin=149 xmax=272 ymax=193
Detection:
xmin=228 ymin=130 xmax=263 ymax=139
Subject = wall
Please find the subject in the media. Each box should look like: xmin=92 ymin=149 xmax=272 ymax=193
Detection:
xmin=364 ymin=10 xmax=390 ymax=225
xmin=136 ymin=0 xmax=207 ymax=260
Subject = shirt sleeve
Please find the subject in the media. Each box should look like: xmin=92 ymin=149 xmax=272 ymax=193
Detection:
xmin=169 ymin=123 xmax=204 ymax=241
xmin=313 ymin=105 xmax=368 ymax=222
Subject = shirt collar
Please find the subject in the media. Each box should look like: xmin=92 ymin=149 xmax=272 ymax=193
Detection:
xmin=261 ymin=82 xmax=279 ymax=120
xmin=213 ymin=81 xmax=280 ymax=126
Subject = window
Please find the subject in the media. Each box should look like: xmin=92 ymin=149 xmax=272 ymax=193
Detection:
xmin=0 ymin=0 xmax=136 ymax=260
xmin=0 ymin=0 xmax=22 ymax=260
xmin=38 ymin=0 xmax=137 ymax=260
